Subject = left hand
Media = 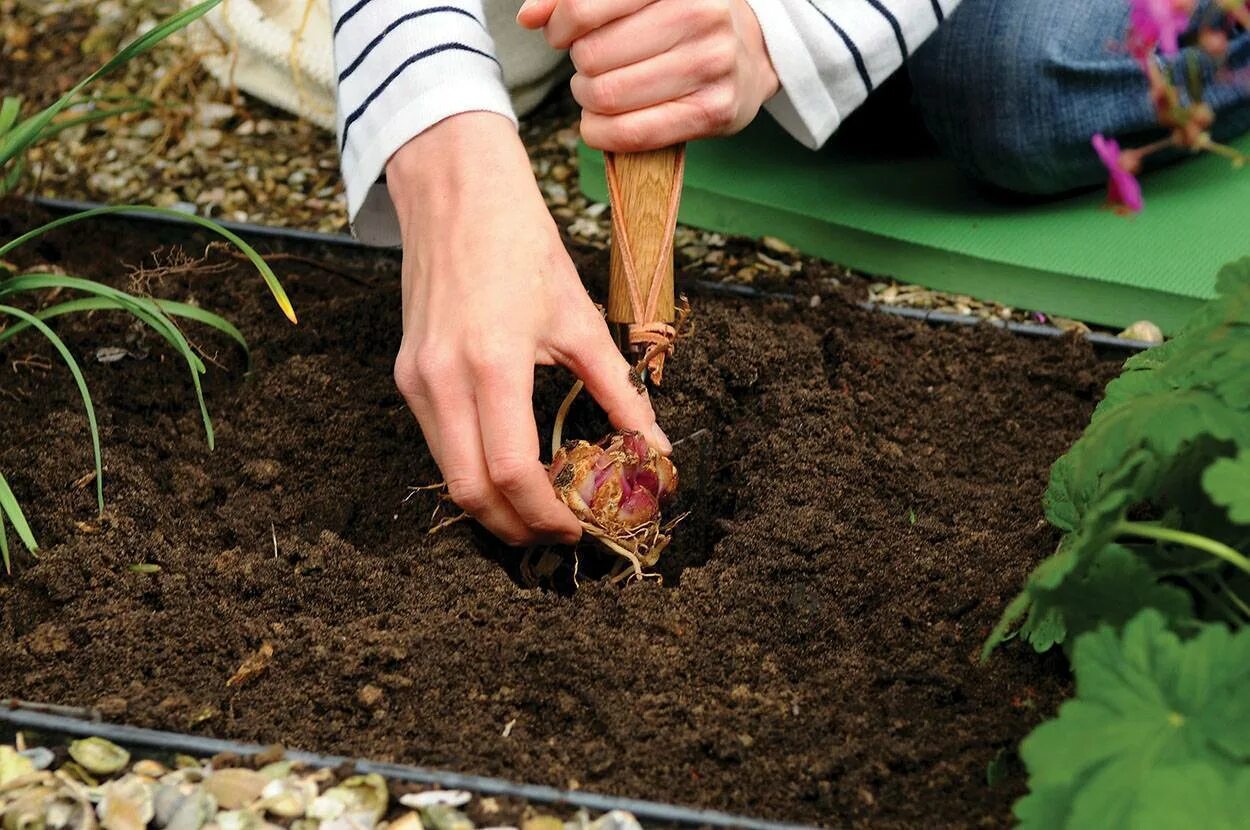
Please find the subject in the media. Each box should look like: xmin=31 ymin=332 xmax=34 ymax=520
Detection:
xmin=517 ymin=0 xmax=779 ymax=151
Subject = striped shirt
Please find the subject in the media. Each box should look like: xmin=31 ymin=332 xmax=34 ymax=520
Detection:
xmin=331 ymin=0 xmax=960 ymax=244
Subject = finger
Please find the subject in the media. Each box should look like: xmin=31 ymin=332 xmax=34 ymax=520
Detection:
xmin=553 ymin=312 xmax=671 ymax=454
xmin=475 ymin=360 xmax=582 ymax=544
xmin=428 ymin=384 xmax=536 ymax=546
xmin=543 ymin=0 xmax=653 ymax=49
xmin=579 ymin=88 xmax=739 ymax=152
xmin=567 ymin=1 xmax=685 ymax=75
xmin=571 ymin=48 xmax=715 ymax=116
xmin=515 ymin=0 xmax=558 ymax=29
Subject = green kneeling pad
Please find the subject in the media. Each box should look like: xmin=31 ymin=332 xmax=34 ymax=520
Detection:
xmin=579 ymin=119 xmax=1249 ymax=333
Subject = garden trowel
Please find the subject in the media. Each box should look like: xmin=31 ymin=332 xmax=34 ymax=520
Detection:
xmin=604 ymin=145 xmax=686 ymax=385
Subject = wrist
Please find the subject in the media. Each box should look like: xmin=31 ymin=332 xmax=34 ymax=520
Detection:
xmin=735 ymin=0 xmax=779 ymax=104
xmin=386 ymin=112 xmax=536 ymax=229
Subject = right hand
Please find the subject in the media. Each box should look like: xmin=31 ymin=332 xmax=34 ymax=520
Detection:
xmin=386 ymin=112 xmax=670 ymax=547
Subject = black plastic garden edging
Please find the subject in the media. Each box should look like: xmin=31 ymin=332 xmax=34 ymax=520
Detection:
xmin=0 ymin=701 xmax=822 ymax=830
xmin=26 ymin=196 xmax=1153 ymax=353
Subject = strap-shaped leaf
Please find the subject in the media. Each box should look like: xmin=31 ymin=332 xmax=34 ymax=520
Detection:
xmin=1 ymin=274 xmax=218 ymax=448
xmin=39 ymin=95 xmax=155 ymax=140
xmin=0 ymin=304 xmax=103 ymax=515
xmin=0 ymin=204 xmax=296 ymax=324
xmin=0 ymin=97 xmax=20 ymax=137
xmin=0 ymin=295 xmax=252 ymax=371
xmin=0 ymin=471 xmax=38 ymax=568
xmin=0 ymin=0 xmax=222 ymax=166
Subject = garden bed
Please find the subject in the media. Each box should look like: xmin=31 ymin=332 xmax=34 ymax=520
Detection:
xmin=0 ymin=202 xmax=1118 ymax=827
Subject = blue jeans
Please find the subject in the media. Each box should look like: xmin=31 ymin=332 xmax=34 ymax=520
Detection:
xmin=907 ymin=0 xmax=1250 ymax=194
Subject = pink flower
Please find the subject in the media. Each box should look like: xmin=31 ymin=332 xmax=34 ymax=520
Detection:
xmin=1092 ymin=134 xmax=1144 ymax=214
xmin=1128 ymin=0 xmax=1194 ymax=58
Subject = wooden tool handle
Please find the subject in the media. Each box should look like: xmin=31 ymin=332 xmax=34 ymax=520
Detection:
xmin=606 ymin=146 xmax=684 ymax=326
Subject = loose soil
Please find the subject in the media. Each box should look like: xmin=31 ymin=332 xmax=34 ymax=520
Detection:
xmin=0 ymin=203 xmax=1116 ymax=827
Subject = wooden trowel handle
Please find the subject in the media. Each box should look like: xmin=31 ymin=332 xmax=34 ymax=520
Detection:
xmin=606 ymin=146 xmax=684 ymax=329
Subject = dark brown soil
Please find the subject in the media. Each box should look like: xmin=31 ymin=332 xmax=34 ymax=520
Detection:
xmin=0 ymin=202 xmax=1116 ymax=828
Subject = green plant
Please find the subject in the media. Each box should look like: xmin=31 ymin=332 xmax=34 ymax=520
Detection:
xmin=986 ymin=259 xmax=1250 ymax=656
xmin=0 ymin=208 xmax=295 ymax=573
xmin=0 ymin=0 xmax=297 ymax=572
xmin=1014 ymin=610 xmax=1250 ymax=828
xmin=0 ymin=0 xmax=223 ymax=194
xmin=986 ymin=258 xmax=1250 ymax=823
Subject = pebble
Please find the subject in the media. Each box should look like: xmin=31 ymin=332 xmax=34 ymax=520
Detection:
xmin=0 ymin=739 xmax=657 ymax=830
xmin=399 ymin=792 xmax=472 ymax=809
xmin=419 ymin=806 xmax=473 ymax=830
xmin=133 ymin=118 xmax=165 ymax=138
xmin=762 ymin=235 xmax=796 ymax=254
xmin=356 ymin=684 xmax=386 ymax=709
xmin=195 ymin=102 xmax=236 ymax=127
xmin=1119 ymin=319 xmax=1164 ymax=343
xmin=186 ymin=128 xmax=223 ymax=149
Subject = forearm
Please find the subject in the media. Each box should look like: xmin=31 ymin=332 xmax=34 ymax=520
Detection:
xmin=331 ymin=0 xmax=516 ymax=243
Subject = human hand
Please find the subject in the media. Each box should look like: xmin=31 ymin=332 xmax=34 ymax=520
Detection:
xmin=517 ymin=0 xmax=779 ymax=151
xmin=387 ymin=112 xmax=670 ymax=547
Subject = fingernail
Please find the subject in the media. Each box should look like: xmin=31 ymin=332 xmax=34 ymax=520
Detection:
xmin=518 ymin=0 xmax=538 ymax=16
xmin=653 ymin=424 xmax=672 ymax=454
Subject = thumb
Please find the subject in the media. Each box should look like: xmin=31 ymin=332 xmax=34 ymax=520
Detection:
xmin=516 ymin=0 xmax=558 ymax=29
xmin=559 ymin=319 xmax=671 ymax=454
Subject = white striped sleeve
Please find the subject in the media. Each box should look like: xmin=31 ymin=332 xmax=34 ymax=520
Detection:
xmin=743 ymin=0 xmax=960 ymax=148
xmin=331 ymin=0 xmax=517 ymax=244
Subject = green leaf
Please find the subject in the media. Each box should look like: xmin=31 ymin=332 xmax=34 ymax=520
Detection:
xmin=1020 ymin=545 xmax=1194 ymax=652
xmin=37 ymin=95 xmax=154 ymax=140
xmin=1 ymin=273 xmax=217 ymax=448
xmin=0 ymin=0 xmax=222 ymax=168
xmin=1203 ymin=450 xmax=1250 ymax=525
xmin=1130 ymin=763 xmax=1250 ymax=829
xmin=0 ymin=305 xmax=103 ymax=515
xmin=0 ymin=97 xmax=20 ymax=136
xmin=0 ymin=295 xmax=252 ymax=370
xmin=1015 ymin=610 xmax=1250 ymax=828
xmin=0 ymin=472 xmax=36 ymax=555
xmin=0 ymin=205 xmax=296 ymax=325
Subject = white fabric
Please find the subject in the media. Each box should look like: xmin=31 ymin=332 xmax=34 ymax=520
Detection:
xmin=325 ymin=0 xmax=962 ymax=244
xmin=187 ymin=0 xmax=338 ymax=130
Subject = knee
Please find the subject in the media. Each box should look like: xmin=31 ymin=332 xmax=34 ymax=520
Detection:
xmin=908 ymin=0 xmax=1120 ymax=195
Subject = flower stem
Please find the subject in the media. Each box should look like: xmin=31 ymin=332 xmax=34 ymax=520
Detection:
xmin=1116 ymin=520 xmax=1250 ymax=575
xmin=1214 ymin=572 xmax=1250 ymax=619
xmin=1200 ymin=138 xmax=1250 ymax=166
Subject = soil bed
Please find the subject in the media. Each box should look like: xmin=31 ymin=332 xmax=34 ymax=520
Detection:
xmin=0 ymin=203 xmax=1116 ymax=827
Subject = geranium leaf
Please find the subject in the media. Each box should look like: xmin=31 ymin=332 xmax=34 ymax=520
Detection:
xmin=1015 ymin=611 xmax=1250 ymax=828
xmin=1130 ymin=763 xmax=1250 ymax=829
xmin=1203 ymin=450 xmax=1250 ymax=525
xmin=1021 ymin=545 xmax=1194 ymax=652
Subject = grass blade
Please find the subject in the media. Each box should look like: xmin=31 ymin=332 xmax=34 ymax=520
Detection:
xmin=40 ymin=96 xmax=155 ymax=139
xmin=0 ymin=471 xmax=39 ymax=568
xmin=0 ymin=274 xmax=217 ymax=447
xmin=0 ymin=305 xmax=103 ymax=516
xmin=0 ymin=295 xmax=252 ymax=370
xmin=0 ymin=473 xmax=34 ymax=547
xmin=154 ymin=299 xmax=252 ymax=370
xmin=1 ymin=155 xmax=25 ymax=194
xmin=0 ymin=0 xmax=222 ymax=166
xmin=0 ymin=97 xmax=20 ymax=136
xmin=0 ymin=205 xmax=296 ymax=324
